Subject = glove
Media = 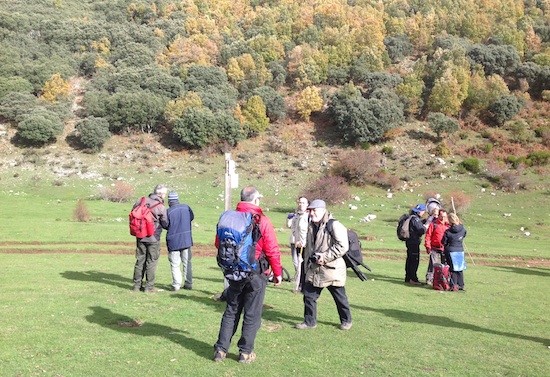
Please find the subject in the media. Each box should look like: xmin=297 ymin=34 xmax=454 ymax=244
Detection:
xmin=426 ymin=248 xmax=431 ymax=254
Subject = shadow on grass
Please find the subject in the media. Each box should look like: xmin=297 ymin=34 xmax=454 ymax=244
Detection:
xmin=352 ymin=304 xmax=550 ymax=346
xmin=61 ymin=270 xmax=131 ymax=290
xmin=86 ymin=306 xmax=213 ymax=359
xmin=493 ymin=266 xmax=550 ymax=277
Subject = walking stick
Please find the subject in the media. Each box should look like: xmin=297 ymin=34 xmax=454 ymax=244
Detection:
xmin=451 ymin=197 xmax=476 ymax=267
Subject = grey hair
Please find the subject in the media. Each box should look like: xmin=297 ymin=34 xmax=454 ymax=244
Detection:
xmin=240 ymin=186 xmax=260 ymax=202
xmin=154 ymin=184 xmax=168 ymax=195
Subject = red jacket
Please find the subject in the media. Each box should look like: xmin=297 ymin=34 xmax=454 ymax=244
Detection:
xmin=424 ymin=219 xmax=450 ymax=252
xmin=215 ymin=201 xmax=282 ymax=277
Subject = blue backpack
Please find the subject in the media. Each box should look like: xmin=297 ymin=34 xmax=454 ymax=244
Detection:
xmin=216 ymin=210 xmax=261 ymax=281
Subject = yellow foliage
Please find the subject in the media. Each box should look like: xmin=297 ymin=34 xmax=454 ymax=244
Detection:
xmin=161 ymin=34 xmax=219 ymax=67
xmin=164 ymin=92 xmax=203 ymax=124
xmin=41 ymin=74 xmax=69 ymax=103
xmin=91 ymin=37 xmax=111 ymax=55
xmin=243 ymin=95 xmax=269 ymax=135
xmin=296 ymin=86 xmax=323 ymax=121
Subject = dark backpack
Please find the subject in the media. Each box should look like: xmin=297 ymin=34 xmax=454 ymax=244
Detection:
xmin=326 ymin=219 xmax=371 ymax=280
xmin=397 ymin=214 xmax=412 ymax=241
xmin=216 ymin=210 xmax=262 ymax=282
xmin=129 ymin=197 xmax=161 ymax=238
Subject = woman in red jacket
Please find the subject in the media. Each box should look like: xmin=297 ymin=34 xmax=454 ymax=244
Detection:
xmin=424 ymin=209 xmax=450 ymax=285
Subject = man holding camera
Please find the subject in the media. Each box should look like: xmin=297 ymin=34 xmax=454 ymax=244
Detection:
xmin=295 ymin=199 xmax=352 ymax=331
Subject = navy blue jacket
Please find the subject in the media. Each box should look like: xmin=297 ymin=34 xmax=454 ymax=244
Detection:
xmin=407 ymin=213 xmax=426 ymax=244
xmin=166 ymin=200 xmax=194 ymax=251
xmin=442 ymin=224 xmax=467 ymax=252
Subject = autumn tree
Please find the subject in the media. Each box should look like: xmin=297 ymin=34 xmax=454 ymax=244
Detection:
xmin=295 ymin=86 xmax=323 ymax=121
xmin=242 ymin=95 xmax=269 ymax=136
xmin=41 ymin=74 xmax=70 ymax=103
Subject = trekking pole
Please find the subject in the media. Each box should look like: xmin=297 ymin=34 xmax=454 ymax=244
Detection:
xmin=451 ymin=197 xmax=476 ymax=267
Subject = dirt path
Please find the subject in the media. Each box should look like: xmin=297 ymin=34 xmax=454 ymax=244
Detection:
xmin=1 ymin=243 xmax=548 ymax=268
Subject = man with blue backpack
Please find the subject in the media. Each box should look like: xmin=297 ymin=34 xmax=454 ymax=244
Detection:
xmin=213 ymin=186 xmax=282 ymax=364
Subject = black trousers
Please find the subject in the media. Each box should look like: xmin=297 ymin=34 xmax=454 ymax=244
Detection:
xmin=405 ymin=240 xmax=420 ymax=282
xmin=214 ymin=274 xmax=267 ymax=354
xmin=302 ymin=281 xmax=352 ymax=326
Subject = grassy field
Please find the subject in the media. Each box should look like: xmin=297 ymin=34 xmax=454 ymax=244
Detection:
xmin=1 ymin=155 xmax=549 ymax=262
xmin=0 ymin=253 xmax=548 ymax=377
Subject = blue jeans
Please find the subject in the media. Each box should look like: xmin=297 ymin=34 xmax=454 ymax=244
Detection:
xmin=133 ymin=240 xmax=160 ymax=290
xmin=302 ymin=281 xmax=352 ymax=326
xmin=168 ymin=248 xmax=192 ymax=289
xmin=214 ymin=274 xmax=267 ymax=354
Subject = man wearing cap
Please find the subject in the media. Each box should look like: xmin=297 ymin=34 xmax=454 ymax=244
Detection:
xmin=132 ymin=184 xmax=169 ymax=292
xmin=213 ymin=186 xmax=282 ymax=364
xmin=166 ymin=191 xmax=195 ymax=291
xmin=405 ymin=203 xmax=427 ymax=285
xmin=295 ymin=199 xmax=352 ymax=331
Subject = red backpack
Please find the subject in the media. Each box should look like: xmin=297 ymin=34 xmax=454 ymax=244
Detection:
xmin=129 ymin=197 xmax=162 ymax=238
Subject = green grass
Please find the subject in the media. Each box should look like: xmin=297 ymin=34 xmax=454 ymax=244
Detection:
xmin=1 ymin=162 xmax=549 ymax=261
xmin=0 ymin=253 xmax=548 ymax=376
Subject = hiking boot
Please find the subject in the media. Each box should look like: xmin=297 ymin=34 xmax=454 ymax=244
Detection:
xmin=172 ymin=286 xmax=181 ymax=292
xmin=340 ymin=322 xmax=353 ymax=330
xmin=407 ymin=280 xmax=422 ymax=286
xmin=213 ymin=350 xmax=226 ymax=362
xmin=183 ymin=285 xmax=192 ymax=290
xmin=132 ymin=285 xmax=141 ymax=292
xmin=295 ymin=322 xmax=317 ymax=330
xmin=144 ymin=287 xmax=159 ymax=293
xmin=238 ymin=352 xmax=256 ymax=364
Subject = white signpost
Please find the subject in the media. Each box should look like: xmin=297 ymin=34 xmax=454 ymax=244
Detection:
xmin=224 ymin=153 xmax=238 ymax=210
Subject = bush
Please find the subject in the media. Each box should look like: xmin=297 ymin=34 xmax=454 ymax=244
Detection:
xmin=488 ymin=95 xmax=524 ymax=126
xmin=526 ymin=150 xmax=550 ymax=166
xmin=99 ymin=181 xmax=135 ymax=203
xmin=447 ymin=191 xmax=471 ymax=214
xmin=329 ymin=83 xmax=404 ymax=145
xmin=384 ymin=34 xmax=413 ymax=64
xmin=16 ymin=110 xmax=64 ymax=145
xmin=427 ymin=112 xmax=459 ymax=140
xmin=331 ymin=150 xmax=380 ymax=186
xmin=73 ymin=199 xmax=91 ymax=222
xmin=251 ymin=86 xmax=286 ymax=122
xmin=300 ymin=176 xmax=350 ymax=205
xmin=434 ymin=142 xmax=451 ymax=158
xmin=459 ymin=157 xmax=481 ymax=174
xmin=75 ymin=117 xmax=111 ymax=152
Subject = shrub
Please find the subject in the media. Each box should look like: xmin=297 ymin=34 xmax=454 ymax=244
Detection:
xmin=73 ymin=199 xmax=91 ymax=222
xmin=505 ymin=119 xmax=534 ymax=144
xmin=75 ymin=117 xmax=111 ymax=152
xmin=434 ymin=142 xmax=451 ymax=157
xmin=99 ymin=181 xmax=135 ymax=203
xmin=488 ymin=95 xmax=524 ymax=126
xmin=526 ymin=150 xmax=550 ymax=166
xmin=242 ymin=95 xmax=269 ymax=136
xmin=301 ymin=176 xmax=350 ymax=205
xmin=251 ymin=86 xmax=286 ymax=122
xmin=459 ymin=157 xmax=481 ymax=174
xmin=331 ymin=150 xmax=381 ymax=186
xmin=16 ymin=110 xmax=64 ymax=145
xmin=427 ymin=112 xmax=459 ymax=140
xmin=329 ymin=83 xmax=404 ymax=145
xmin=447 ymin=191 xmax=471 ymax=214
xmin=485 ymin=161 xmax=521 ymax=191
xmin=295 ymin=86 xmax=323 ymax=120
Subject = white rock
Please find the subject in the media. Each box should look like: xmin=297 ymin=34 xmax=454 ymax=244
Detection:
xmin=386 ymin=192 xmax=393 ymax=199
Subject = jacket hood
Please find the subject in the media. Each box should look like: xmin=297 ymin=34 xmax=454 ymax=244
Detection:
xmin=236 ymin=201 xmax=264 ymax=216
xmin=449 ymin=224 xmax=465 ymax=233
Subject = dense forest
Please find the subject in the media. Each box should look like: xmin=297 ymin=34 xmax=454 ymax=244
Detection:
xmin=0 ymin=0 xmax=549 ymax=162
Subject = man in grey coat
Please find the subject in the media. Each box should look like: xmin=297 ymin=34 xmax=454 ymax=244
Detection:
xmin=295 ymin=199 xmax=352 ymax=330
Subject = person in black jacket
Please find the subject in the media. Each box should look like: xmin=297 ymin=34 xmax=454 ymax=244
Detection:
xmin=405 ymin=204 xmax=427 ymax=285
xmin=443 ymin=213 xmax=467 ymax=291
xmin=166 ymin=191 xmax=195 ymax=291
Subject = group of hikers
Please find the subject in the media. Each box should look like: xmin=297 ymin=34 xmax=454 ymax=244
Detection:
xmin=402 ymin=198 xmax=468 ymax=291
xmin=129 ymin=185 xmax=467 ymax=364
